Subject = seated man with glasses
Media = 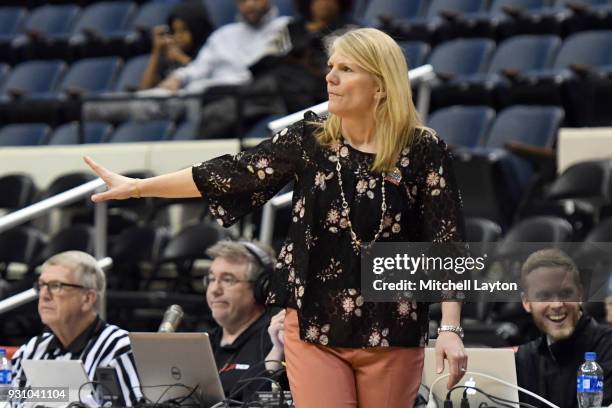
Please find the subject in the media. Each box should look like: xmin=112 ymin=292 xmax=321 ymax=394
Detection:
xmin=203 ymin=240 xmax=284 ymax=402
xmin=10 ymin=251 xmax=142 ymax=406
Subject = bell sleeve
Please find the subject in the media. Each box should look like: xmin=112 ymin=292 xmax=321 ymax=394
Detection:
xmin=192 ymin=120 xmax=308 ymax=227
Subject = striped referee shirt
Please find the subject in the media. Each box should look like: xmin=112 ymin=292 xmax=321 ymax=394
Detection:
xmin=10 ymin=316 xmax=142 ymax=406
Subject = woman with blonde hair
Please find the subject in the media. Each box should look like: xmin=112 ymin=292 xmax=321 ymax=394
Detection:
xmin=85 ymin=27 xmax=467 ymax=407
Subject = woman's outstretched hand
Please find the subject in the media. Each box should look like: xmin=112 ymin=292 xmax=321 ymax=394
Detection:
xmin=83 ymin=156 xmax=139 ymax=203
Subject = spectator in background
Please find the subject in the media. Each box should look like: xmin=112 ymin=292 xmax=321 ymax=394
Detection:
xmin=84 ymin=0 xmax=289 ymax=128
xmin=140 ymin=0 xmax=213 ymax=90
xmin=10 ymin=251 xmax=142 ymax=406
xmin=156 ymin=0 xmax=291 ymax=94
xmin=515 ymin=248 xmax=612 ymax=408
xmin=204 ymin=240 xmax=285 ymax=402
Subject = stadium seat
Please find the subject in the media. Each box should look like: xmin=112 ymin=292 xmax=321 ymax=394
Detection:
xmin=56 ymin=57 xmax=121 ymax=98
xmin=0 ymin=123 xmax=50 ymax=146
xmin=361 ymin=0 xmax=426 ymax=28
xmin=439 ymin=35 xmax=561 ymax=107
xmin=500 ymin=30 xmax=612 ymax=126
xmin=427 ymin=38 xmax=496 ymax=110
xmin=521 ymin=159 xmax=612 ymax=237
xmin=452 ymin=106 xmax=564 ymax=226
xmin=68 ymin=1 xmax=136 ymax=58
xmin=398 ymin=40 xmax=431 ymax=68
xmin=30 ymin=224 xmax=95 ymax=269
xmin=108 ymin=120 xmax=174 ymax=143
xmin=48 ymin=121 xmax=113 ymax=145
xmin=561 ymin=0 xmax=612 ymax=34
xmin=466 ymin=217 xmax=503 ymax=242
xmin=0 ymin=226 xmax=46 ymax=280
xmin=108 ymin=225 xmax=170 ymax=290
xmin=148 ymin=221 xmax=230 ymax=291
xmin=0 ymin=174 xmax=38 ymax=211
xmin=392 ymin=0 xmax=489 ymax=44
xmin=0 ymin=7 xmax=27 ymax=62
xmin=0 ymin=60 xmax=66 ymax=102
xmin=10 ymin=5 xmax=80 ymax=61
xmin=427 ymin=105 xmax=495 ymax=148
xmin=112 ymin=54 xmax=149 ymax=93
xmin=202 ymin=0 xmax=237 ymax=27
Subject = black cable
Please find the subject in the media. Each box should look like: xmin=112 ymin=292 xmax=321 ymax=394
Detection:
xmin=224 ymin=369 xmax=284 ymax=406
xmin=445 ymin=385 xmax=538 ymax=408
xmin=226 ymin=359 xmax=285 ymax=401
xmin=77 ymin=380 xmax=115 ymax=406
xmin=154 ymin=383 xmax=194 ymax=406
xmin=240 ymin=367 xmax=287 ymax=408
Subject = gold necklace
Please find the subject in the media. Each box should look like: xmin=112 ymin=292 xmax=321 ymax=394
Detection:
xmin=335 ymin=142 xmax=387 ymax=253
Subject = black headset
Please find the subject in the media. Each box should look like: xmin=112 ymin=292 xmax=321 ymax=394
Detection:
xmin=204 ymin=240 xmax=273 ymax=306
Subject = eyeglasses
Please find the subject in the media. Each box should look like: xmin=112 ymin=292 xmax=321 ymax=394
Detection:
xmin=34 ymin=280 xmax=88 ymax=295
xmin=205 ymin=274 xmax=253 ymax=289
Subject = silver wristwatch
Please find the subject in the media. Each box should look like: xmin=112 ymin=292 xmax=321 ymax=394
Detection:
xmin=437 ymin=325 xmax=464 ymax=339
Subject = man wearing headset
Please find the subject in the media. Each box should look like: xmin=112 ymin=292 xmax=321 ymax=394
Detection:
xmin=204 ymin=240 xmax=283 ymax=401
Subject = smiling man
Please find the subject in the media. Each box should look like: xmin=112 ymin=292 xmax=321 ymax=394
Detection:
xmin=204 ymin=240 xmax=282 ymax=401
xmin=515 ymin=248 xmax=612 ymax=408
xmin=10 ymin=251 xmax=142 ymax=406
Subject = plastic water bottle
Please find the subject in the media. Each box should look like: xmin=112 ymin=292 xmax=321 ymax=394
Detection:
xmin=0 ymin=348 xmax=11 ymax=385
xmin=577 ymin=352 xmax=604 ymax=408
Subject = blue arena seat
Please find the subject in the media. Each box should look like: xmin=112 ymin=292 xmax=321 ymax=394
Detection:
xmin=427 ymin=105 xmax=495 ymax=148
xmin=48 ymin=121 xmax=113 ymax=145
xmin=0 ymin=7 xmax=27 ymax=62
xmin=500 ymin=30 xmax=612 ymax=125
xmin=11 ymin=5 xmax=80 ymax=61
xmin=398 ymin=40 xmax=431 ymax=68
xmin=453 ymin=106 xmax=564 ymax=226
xmin=427 ymin=38 xmax=495 ymax=110
xmin=0 ymin=60 xmax=66 ymax=102
xmin=202 ymin=0 xmax=237 ymax=27
xmin=108 ymin=120 xmax=174 ymax=143
xmin=392 ymin=0 xmax=489 ymax=43
xmin=361 ymin=0 xmax=426 ymax=27
xmin=113 ymin=54 xmax=149 ymax=93
xmin=56 ymin=57 xmax=122 ymax=98
xmin=68 ymin=1 xmax=136 ymax=58
xmin=0 ymin=123 xmax=51 ymax=146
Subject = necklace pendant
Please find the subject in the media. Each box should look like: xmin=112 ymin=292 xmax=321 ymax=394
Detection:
xmin=384 ymin=167 xmax=402 ymax=186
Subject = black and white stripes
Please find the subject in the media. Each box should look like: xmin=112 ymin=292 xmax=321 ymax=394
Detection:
xmin=11 ymin=323 xmax=142 ymax=406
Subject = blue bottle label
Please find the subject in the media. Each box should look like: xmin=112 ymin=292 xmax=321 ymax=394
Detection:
xmin=0 ymin=369 xmax=11 ymax=384
xmin=577 ymin=375 xmax=604 ymax=393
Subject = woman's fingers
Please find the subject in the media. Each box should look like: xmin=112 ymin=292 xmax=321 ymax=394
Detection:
xmin=83 ymin=156 xmax=110 ymax=180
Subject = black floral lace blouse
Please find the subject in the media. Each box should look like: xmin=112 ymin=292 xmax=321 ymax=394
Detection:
xmin=192 ymin=111 xmax=465 ymax=348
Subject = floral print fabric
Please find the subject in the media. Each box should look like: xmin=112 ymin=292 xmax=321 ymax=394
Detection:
xmin=192 ymin=111 xmax=465 ymax=348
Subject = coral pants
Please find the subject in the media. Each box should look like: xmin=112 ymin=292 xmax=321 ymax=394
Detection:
xmin=284 ymin=308 xmax=424 ymax=408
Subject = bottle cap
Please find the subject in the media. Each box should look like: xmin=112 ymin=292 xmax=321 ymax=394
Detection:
xmin=585 ymin=352 xmax=597 ymax=361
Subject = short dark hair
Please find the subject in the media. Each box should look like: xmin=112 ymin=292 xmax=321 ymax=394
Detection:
xmin=520 ymin=248 xmax=582 ymax=291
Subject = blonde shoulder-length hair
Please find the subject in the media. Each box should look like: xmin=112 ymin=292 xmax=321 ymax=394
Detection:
xmin=315 ymin=28 xmax=424 ymax=173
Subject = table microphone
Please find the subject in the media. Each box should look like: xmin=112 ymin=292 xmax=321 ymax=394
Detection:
xmin=158 ymin=304 xmax=184 ymax=333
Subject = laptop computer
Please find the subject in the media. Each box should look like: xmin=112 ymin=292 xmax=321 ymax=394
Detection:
xmin=422 ymin=347 xmax=519 ymax=406
xmin=129 ymin=332 xmax=225 ymax=407
xmin=21 ymin=359 xmax=94 ymax=407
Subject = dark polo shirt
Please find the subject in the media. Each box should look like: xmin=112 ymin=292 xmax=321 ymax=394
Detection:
xmin=210 ymin=310 xmax=274 ymax=402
